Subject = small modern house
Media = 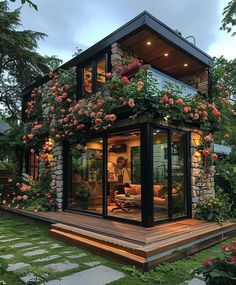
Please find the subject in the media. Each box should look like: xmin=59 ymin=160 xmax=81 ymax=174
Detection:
xmin=22 ymin=11 xmax=215 ymax=229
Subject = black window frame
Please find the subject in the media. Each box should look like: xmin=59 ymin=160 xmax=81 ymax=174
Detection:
xmin=77 ymin=52 xmax=110 ymax=100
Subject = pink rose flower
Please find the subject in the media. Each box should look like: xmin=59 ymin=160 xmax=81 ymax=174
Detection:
xmin=122 ymin=76 xmax=130 ymax=85
xmin=106 ymin=72 xmax=112 ymax=78
xmin=128 ymin=98 xmax=135 ymax=108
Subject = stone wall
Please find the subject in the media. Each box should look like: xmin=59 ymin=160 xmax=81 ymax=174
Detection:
xmin=111 ymin=42 xmax=139 ymax=76
xmin=50 ymin=143 xmax=64 ymax=211
xmin=180 ymin=69 xmax=209 ymax=95
xmin=191 ymin=133 xmax=215 ymax=215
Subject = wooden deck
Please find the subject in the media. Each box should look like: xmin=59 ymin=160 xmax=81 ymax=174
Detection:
xmin=1 ymin=206 xmax=236 ymax=271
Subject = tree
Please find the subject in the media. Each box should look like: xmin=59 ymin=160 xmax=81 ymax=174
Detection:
xmin=0 ymin=1 xmax=62 ymax=119
xmin=211 ymin=56 xmax=236 ymax=146
xmin=220 ymin=0 xmax=236 ymax=36
xmin=9 ymin=0 xmax=37 ymax=10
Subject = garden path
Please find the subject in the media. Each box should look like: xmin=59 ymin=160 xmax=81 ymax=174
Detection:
xmin=0 ymin=217 xmax=125 ymax=284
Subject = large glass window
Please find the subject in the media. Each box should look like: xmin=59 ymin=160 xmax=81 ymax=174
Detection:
xmin=83 ymin=64 xmax=93 ymax=95
xmin=153 ymin=129 xmax=187 ymax=222
xmin=171 ymin=132 xmax=187 ymax=218
xmin=96 ymin=57 xmax=106 ymax=91
xmin=149 ymin=67 xmax=198 ymax=97
xmin=107 ymin=130 xmax=141 ymax=222
xmin=153 ymin=129 xmax=169 ymax=221
xmin=69 ymin=138 xmax=103 ymax=213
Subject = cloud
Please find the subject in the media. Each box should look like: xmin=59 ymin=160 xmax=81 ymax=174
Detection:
xmin=9 ymin=0 xmax=233 ymax=62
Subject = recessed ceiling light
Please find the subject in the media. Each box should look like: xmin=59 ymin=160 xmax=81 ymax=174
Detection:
xmin=146 ymin=41 xmax=152 ymax=46
xmin=164 ymin=53 xmax=169 ymax=57
xmin=184 ymin=63 xmax=188 ymax=67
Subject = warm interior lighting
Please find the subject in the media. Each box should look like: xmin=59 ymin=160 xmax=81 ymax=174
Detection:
xmin=164 ymin=53 xmax=169 ymax=57
xmin=146 ymin=41 xmax=152 ymax=46
xmin=194 ymin=151 xmax=201 ymax=158
xmin=184 ymin=63 xmax=188 ymax=67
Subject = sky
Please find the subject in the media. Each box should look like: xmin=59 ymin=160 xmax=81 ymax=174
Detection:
xmin=7 ymin=0 xmax=236 ymax=64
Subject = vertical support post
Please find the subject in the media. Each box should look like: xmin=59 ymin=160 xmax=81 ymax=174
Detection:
xmin=103 ymin=134 xmax=108 ymax=216
xmin=167 ymin=130 xmax=173 ymax=221
xmin=62 ymin=141 xmax=69 ymax=211
xmin=141 ymin=123 xmax=154 ymax=227
xmin=186 ymin=131 xmax=192 ymax=218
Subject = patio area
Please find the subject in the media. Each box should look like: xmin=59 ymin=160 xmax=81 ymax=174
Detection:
xmin=1 ymin=206 xmax=236 ymax=271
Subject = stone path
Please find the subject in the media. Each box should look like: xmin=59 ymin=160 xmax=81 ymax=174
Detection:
xmin=0 ymin=218 xmax=125 ymax=284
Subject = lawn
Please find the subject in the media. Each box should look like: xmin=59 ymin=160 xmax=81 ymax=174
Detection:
xmin=0 ymin=212 xmax=235 ymax=284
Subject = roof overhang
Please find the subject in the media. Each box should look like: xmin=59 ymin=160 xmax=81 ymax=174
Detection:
xmin=22 ymin=11 xmax=213 ymax=95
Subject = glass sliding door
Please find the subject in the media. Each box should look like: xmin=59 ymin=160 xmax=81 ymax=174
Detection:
xmin=106 ymin=130 xmax=141 ymax=222
xmin=153 ymin=128 xmax=188 ymax=222
xmin=171 ymin=132 xmax=187 ymax=218
xmin=153 ymin=129 xmax=169 ymax=221
xmin=68 ymin=138 xmax=103 ymax=214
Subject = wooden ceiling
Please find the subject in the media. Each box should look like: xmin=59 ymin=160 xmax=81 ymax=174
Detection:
xmin=121 ymin=29 xmax=206 ymax=78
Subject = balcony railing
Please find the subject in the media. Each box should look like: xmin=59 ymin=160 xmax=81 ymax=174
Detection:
xmin=149 ymin=67 xmax=198 ymax=97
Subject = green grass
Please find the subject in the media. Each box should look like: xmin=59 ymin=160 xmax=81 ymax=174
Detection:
xmin=0 ymin=212 xmax=235 ymax=285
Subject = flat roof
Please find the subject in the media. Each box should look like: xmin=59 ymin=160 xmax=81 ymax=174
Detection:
xmin=22 ymin=11 xmax=213 ymax=95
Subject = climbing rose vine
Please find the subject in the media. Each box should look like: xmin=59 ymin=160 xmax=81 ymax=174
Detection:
xmin=22 ymin=61 xmax=235 ymax=169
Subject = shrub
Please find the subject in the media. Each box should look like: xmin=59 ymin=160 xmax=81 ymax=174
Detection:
xmin=214 ymin=158 xmax=236 ymax=217
xmin=195 ymin=197 xmax=230 ymax=224
xmin=7 ymin=172 xmax=56 ymax=212
xmin=193 ymin=240 xmax=236 ymax=285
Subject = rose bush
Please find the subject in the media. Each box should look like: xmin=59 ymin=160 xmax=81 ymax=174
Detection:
xmin=193 ymin=240 xmax=236 ymax=285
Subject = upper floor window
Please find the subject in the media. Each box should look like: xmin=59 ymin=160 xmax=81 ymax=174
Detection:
xmin=81 ymin=55 xmax=107 ymax=97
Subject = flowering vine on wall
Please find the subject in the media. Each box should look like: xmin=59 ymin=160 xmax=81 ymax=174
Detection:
xmin=22 ymin=60 xmax=234 ymax=170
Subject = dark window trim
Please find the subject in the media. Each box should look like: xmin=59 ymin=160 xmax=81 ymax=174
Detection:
xmin=77 ymin=51 xmax=110 ymax=99
xmin=65 ymin=123 xmax=191 ymax=227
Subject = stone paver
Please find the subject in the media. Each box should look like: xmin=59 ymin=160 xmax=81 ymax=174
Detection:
xmin=0 ymin=238 xmax=21 ymax=243
xmin=24 ymin=249 xmax=48 ymax=257
xmin=188 ymin=278 xmax=205 ymax=285
xmin=11 ymin=242 xmax=32 ymax=248
xmin=45 ymin=265 xmax=125 ymax=285
xmin=7 ymin=262 xmax=30 ymax=271
xmin=21 ymin=273 xmax=48 ymax=284
xmin=51 ymin=244 xmax=62 ymax=249
xmin=21 ymin=246 xmax=40 ymax=251
xmin=44 ymin=262 xmax=79 ymax=272
xmin=84 ymin=261 xmax=101 ymax=267
xmin=32 ymin=255 xmax=61 ymax=263
xmin=67 ymin=253 xmax=87 ymax=259
xmin=0 ymin=254 xmax=14 ymax=259
xmin=39 ymin=241 xmax=52 ymax=245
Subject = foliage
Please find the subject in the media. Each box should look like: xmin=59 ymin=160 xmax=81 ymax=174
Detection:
xmin=195 ymin=197 xmax=230 ymax=224
xmin=75 ymin=183 xmax=91 ymax=200
xmin=7 ymin=172 xmax=57 ymax=211
xmin=193 ymin=240 xmax=236 ymax=285
xmin=214 ymin=157 xmax=236 ymax=216
xmin=221 ymin=0 xmax=236 ymax=36
xmin=9 ymin=0 xmax=37 ymax=10
xmin=0 ymin=1 xmax=62 ymax=118
xmin=21 ymin=60 xmax=233 ymax=174
xmin=0 ymin=122 xmax=24 ymax=172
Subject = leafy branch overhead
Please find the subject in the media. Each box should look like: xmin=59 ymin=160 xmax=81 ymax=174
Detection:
xmin=221 ymin=0 xmax=236 ymax=35
xmin=9 ymin=0 xmax=37 ymax=10
xmin=0 ymin=1 xmax=62 ymax=119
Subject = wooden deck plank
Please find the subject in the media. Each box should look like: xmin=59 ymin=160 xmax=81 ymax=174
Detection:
xmin=1 ymin=206 xmax=236 ymax=271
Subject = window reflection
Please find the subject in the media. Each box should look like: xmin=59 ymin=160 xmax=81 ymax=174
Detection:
xmin=107 ymin=130 xmax=141 ymax=221
xmin=153 ymin=129 xmax=169 ymax=221
xmin=171 ymin=132 xmax=187 ymax=218
xmin=83 ymin=65 xmax=92 ymax=94
xmin=96 ymin=58 xmax=106 ymax=90
xmin=69 ymin=139 xmax=103 ymax=214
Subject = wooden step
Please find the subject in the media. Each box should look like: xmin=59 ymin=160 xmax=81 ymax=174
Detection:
xmin=50 ymin=226 xmax=148 ymax=270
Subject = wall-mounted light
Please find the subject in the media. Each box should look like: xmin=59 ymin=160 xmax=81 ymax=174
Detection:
xmin=184 ymin=63 xmax=188 ymax=67
xmin=146 ymin=41 xmax=152 ymax=46
xmin=164 ymin=53 xmax=169 ymax=57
